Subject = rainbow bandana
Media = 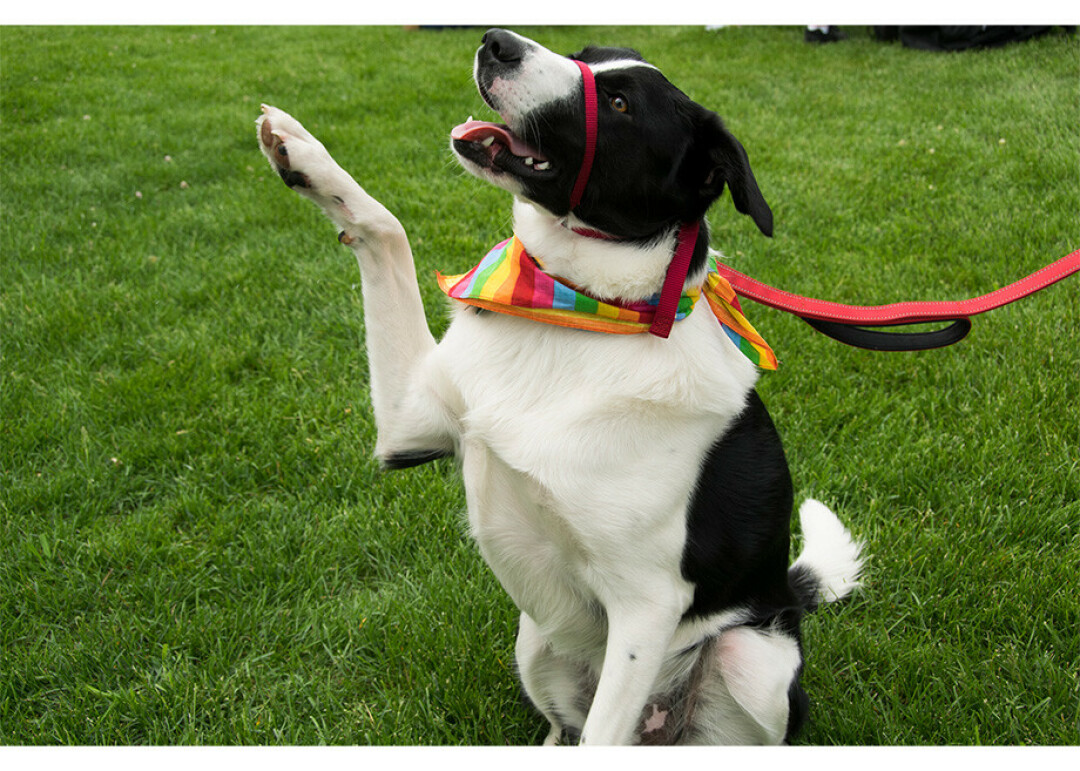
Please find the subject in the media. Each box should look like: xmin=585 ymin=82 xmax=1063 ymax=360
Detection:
xmin=437 ymin=235 xmax=778 ymax=370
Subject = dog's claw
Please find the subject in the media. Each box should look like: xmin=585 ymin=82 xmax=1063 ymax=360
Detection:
xmin=259 ymin=118 xmax=275 ymax=152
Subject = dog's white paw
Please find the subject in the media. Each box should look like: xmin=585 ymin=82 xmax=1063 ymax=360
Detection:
xmin=256 ymin=104 xmax=358 ymax=216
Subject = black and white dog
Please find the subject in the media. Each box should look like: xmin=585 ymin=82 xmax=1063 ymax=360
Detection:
xmin=257 ymin=29 xmax=863 ymax=745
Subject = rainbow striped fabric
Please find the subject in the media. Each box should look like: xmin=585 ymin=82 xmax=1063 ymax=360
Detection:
xmin=702 ymin=269 xmax=779 ymax=371
xmin=437 ymin=235 xmax=778 ymax=370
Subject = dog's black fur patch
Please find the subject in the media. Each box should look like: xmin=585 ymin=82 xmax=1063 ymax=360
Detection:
xmin=681 ymin=389 xmax=795 ymax=621
xmin=382 ymin=449 xmax=453 ymax=469
xmin=680 ymin=389 xmax=822 ymax=743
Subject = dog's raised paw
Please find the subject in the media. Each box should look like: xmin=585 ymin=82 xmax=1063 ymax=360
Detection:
xmin=255 ymin=105 xmax=370 ymax=233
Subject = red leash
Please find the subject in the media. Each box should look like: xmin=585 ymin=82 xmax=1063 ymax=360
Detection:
xmin=567 ymin=59 xmax=1077 ymax=351
xmin=716 ymin=248 xmax=1080 ymax=350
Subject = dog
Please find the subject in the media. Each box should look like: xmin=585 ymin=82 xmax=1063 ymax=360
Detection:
xmin=256 ymin=28 xmax=863 ymax=745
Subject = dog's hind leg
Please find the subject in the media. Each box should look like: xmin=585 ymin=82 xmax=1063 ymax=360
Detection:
xmin=515 ymin=613 xmax=593 ymax=745
xmin=684 ymin=626 xmax=805 ymax=745
xmin=256 ymin=106 xmax=457 ymax=465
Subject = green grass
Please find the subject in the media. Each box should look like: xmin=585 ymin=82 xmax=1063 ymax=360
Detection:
xmin=1 ymin=25 xmax=1077 ymax=745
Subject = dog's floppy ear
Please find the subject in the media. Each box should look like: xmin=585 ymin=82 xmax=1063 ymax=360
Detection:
xmin=691 ymin=111 xmax=773 ymax=237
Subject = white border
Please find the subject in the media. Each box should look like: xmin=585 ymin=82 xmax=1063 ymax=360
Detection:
xmin=2 ymin=1 xmax=1077 ymax=25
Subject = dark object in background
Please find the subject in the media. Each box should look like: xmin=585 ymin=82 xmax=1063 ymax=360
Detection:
xmin=873 ymin=26 xmax=1058 ymax=50
xmin=805 ymin=26 xmax=849 ymax=44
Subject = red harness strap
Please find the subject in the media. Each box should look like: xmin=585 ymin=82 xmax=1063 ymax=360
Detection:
xmin=715 ymin=248 xmax=1080 ymax=350
xmin=649 ymin=221 xmax=701 ymax=338
xmin=569 ymin=58 xmax=698 ymax=339
xmin=569 ymin=59 xmax=598 ymax=212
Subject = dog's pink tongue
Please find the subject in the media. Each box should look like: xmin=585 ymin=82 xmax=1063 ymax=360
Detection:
xmin=451 ymin=120 xmax=547 ymax=160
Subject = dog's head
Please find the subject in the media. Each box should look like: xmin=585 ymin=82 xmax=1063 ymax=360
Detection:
xmin=451 ymin=29 xmax=772 ymax=240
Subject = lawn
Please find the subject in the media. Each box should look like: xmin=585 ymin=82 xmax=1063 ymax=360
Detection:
xmin=1 ymin=25 xmax=1077 ymax=745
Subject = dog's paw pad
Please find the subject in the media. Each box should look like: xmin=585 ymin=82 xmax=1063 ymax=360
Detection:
xmin=256 ymin=106 xmax=315 ymax=190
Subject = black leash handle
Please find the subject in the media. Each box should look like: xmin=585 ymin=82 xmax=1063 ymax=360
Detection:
xmin=802 ymin=317 xmax=973 ymax=351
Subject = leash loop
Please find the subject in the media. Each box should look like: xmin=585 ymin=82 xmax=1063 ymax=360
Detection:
xmin=804 ymin=317 xmax=972 ymax=351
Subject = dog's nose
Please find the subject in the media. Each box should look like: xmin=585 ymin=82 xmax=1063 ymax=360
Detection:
xmin=481 ymin=28 xmax=526 ymax=64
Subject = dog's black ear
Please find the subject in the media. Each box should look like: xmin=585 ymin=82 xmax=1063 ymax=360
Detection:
xmin=692 ymin=112 xmax=773 ymax=237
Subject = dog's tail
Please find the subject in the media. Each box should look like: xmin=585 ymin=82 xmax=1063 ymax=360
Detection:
xmin=788 ymin=499 xmax=864 ymax=609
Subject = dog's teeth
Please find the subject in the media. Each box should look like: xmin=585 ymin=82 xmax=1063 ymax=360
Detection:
xmin=524 ymin=157 xmax=534 ymax=166
xmin=535 ymin=161 xmax=551 ymax=171
xmin=481 ymin=136 xmax=495 ymax=148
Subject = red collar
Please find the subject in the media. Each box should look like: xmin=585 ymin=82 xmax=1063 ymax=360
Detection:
xmin=569 ymin=225 xmax=620 ymax=240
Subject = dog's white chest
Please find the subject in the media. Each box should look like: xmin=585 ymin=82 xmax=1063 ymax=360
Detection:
xmin=446 ymin=308 xmax=753 ymax=490
xmin=434 ymin=306 xmax=758 ymax=628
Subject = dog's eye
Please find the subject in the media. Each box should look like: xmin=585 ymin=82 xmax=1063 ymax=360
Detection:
xmin=610 ymin=95 xmax=629 ymax=113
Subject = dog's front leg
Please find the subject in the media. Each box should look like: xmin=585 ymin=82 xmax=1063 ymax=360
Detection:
xmin=580 ymin=595 xmax=686 ymax=745
xmin=257 ymin=106 xmax=456 ymax=463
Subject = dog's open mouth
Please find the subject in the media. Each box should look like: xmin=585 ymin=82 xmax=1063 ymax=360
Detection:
xmin=452 ymin=119 xmax=554 ymax=176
